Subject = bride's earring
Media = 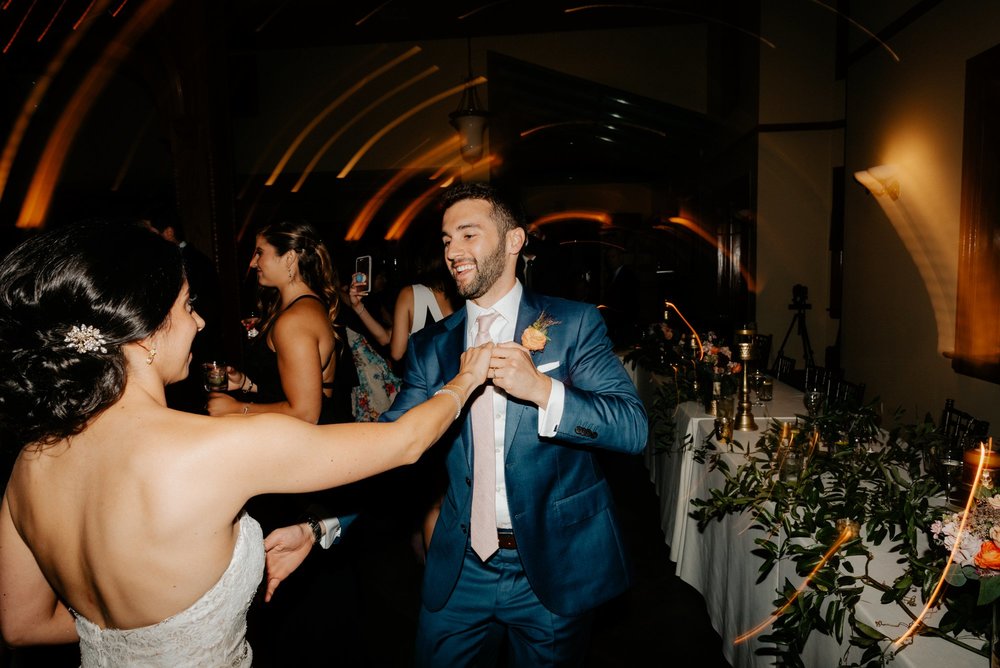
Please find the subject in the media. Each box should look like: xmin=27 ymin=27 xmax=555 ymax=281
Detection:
xmin=146 ymin=346 xmax=157 ymax=365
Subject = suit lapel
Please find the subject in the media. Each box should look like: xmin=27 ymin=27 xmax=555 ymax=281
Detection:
xmin=504 ymin=291 xmax=543 ymax=460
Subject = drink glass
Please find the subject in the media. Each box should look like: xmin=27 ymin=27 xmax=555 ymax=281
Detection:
xmin=202 ymin=361 xmax=227 ymax=393
xmin=803 ymin=390 xmax=824 ymax=418
xmin=758 ymin=378 xmax=774 ymax=403
xmin=750 ymin=370 xmax=765 ymax=405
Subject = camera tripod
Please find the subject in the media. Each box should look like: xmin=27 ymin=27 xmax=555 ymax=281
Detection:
xmin=774 ymin=286 xmax=815 ymax=368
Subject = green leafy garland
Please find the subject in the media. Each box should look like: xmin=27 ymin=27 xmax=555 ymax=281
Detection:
xmin=687 ymin=406 xmax=991 ymax=667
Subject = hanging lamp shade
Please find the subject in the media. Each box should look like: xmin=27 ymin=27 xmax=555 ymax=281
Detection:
xmin=450 ymin=81 xmax=489 ymax=164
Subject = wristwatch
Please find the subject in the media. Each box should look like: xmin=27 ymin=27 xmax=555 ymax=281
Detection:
xmin=303 ymin=515 xmax=324 ymax=545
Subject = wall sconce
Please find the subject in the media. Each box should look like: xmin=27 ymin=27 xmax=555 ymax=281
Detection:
xmin=450 ymin=38 xmax=489 ymax=164
xmin=853 ymin=165 xmax=900 ymax=200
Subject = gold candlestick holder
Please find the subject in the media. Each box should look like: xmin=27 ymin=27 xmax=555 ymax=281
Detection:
xmin=734 ymin=341 xmax=758 ymax=432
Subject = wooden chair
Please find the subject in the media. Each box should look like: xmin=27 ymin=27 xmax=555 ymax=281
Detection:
xmin=803 ymin=365 xmax=840 ymax=393
xmin=770 ymin=354 xmax=795 ymax=384
xmin=939 ymin=399 xmax=990 ymax=452
xmin=827 ymin=378 xmax=865 ymax=408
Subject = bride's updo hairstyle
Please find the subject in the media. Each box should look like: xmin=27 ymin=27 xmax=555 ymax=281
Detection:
xmin=0 ymin=220 xmax=184 ymax=448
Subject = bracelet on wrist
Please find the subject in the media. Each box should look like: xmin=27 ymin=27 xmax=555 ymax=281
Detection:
xmin=433 ymin=387 xmax=463 ymax=421
xmin=241 ymin=402 xmax=252 ymax=415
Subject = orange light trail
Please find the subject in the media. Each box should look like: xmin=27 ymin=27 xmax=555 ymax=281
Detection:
xmin=735 ymin=529 xmax=853 ymax=644
xmin=291 ymin=65 xmax=439 ymax=193
xmin=805 ymin=0 xmax=899 ymax=63
xmin=892 ymin=440 xmax=991 ymax=649
xmin=265 ymin=45 xmax=422 ymax=186
xmin=458 ymin=1 xmax=509 ymax=20
xmin=384 ymin=171 xmax=459 ymax=241
xmin=664 ymin=301 xmax=703 ymax=361
xmin=73 ymin=0 xmax=98 ymax=29
xmin=2 ymin=1 xmax=13 ymax=10
xmin=343 ymin=136 xmax=460 ymax=241
xmin=15 ymin=0 xmax=171 ymax=228
xmin=338 ymin=75 xmax=486 ymax=179
xmin=111 ymin=0 xmax=130 ymax=17
xmin=531 ymin=210 xmax=613 ymax=227
xmin=355 ymin=0 xmax=391 ymax=26
xmin=3 ymin=0 xmax=37 ymax=53
xmin=0 ymin=0 xmax=108 ymax=203
xmin=655 ymin=218 xmax=758 ymax=292
xmin=36 ymin=0 xmax=69 ymax=42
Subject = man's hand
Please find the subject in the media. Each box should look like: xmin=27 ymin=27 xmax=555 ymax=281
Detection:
xmin=488 ymin=342 xmax=552 ymax=408
xmin=262 ymin=523 xmax=314 ymax=602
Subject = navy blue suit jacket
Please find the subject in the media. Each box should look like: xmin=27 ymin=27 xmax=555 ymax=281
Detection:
xmin=381 ymin=290 xmax=648 ymax=616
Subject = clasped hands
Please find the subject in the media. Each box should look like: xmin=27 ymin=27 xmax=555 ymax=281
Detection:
xmin=484 ymin=342 xmax=552 ymax=409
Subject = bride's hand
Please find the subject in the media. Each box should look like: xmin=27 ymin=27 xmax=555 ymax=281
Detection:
xmin=458 ymin=342 xmax=493 ymax=388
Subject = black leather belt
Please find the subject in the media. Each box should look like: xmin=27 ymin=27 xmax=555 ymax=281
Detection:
xmin=497 ymin=529 xmax=517 ymax=550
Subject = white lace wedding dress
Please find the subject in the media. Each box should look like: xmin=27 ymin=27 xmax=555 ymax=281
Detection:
xmin=71 ymin=512 xmax=264 ymax=667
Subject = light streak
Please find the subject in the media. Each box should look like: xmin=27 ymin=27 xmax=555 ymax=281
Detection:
xmin=735 ymin=529 xmax=853 ymax=644
xmin=337 ymin=76 xmax=486 ymax=179
xmin=111 ymin=0 xmax=130 ymax=17
xmin=0 ymin=0 xmax=105 ymax=203
xmin=531 ymin=210 xmax=613 ymax=227
xmin=16 ymin=0 xmax=170 ymax=228
xmin=383 ymin=171 xmax=459 ymax=241
xmin=3 ymin=0 xmax=37 ymax=53
xmin=73 ymin=0 xmax=98 ymax=30
xmin=664 ymin=301 xmax=703 ymax=360
xmin=805 ymin=0 xmax=900 ymax=63
xmin=355 ymin=0 xmax=391 ymax=26
xmin=458 ymin=1 xmax=509 ymax=20
xmin=343 ymin=136 xmax=460 ymax=241
xmin=520 ymin=120 xmax=666 ymax=139
xmin=265 ymin=45 xmax=422 ymax=186
xmin=36 ymin=0 xmax=69 ymax=42
xmin=892 ymin=440 xmax=991 ymax=649
xmin=655 ymin=218 xmax=758 ymax=292
xmin=565 ymin=4 xmax=776 ymax=49
xmin=290 ymin=65 xmax=439 ymax=192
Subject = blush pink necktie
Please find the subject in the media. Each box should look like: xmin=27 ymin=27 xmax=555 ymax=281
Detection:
xmin=470 ymin=311 xmax=500 ymax=561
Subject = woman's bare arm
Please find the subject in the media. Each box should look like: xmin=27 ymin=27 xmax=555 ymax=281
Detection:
xmin=0 ymin=495 xmax=77 ymax=647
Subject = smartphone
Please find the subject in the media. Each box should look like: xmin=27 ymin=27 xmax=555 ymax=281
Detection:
xmin=354 ymin=255 xmax=372 ymax=295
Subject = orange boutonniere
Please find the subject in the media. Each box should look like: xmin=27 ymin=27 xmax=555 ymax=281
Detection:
xmin=521 ymin=312 xmax=559 ymax=352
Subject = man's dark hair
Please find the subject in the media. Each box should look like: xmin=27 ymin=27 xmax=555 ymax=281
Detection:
xmin=440 ymin=182 xmax=526 ymax=240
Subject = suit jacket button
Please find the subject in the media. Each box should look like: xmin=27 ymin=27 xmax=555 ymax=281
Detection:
xmin=460 ymin=524 xmax=468 ymax=534
xmin=465 ymin=477 xmax=472 ymax=486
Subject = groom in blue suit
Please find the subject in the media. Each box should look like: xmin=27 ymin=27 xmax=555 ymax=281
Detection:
xmin=382 ymin=183 xmax=648 ymax=666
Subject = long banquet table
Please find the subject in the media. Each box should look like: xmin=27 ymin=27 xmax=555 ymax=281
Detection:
xmin=628 ymin=366 xmax=983 ymax=668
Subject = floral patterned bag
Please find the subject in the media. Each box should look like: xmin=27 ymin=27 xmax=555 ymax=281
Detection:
xmin=346 ymin=327 xmax=400 ymax=422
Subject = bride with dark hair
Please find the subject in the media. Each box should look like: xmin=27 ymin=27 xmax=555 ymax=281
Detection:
xmin=0 ymin=220 xmax=490 ymax=666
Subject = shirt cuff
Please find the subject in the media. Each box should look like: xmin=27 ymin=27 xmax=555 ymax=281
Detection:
xmin=537 ymin=379 xmax=564 ymax=437
xmin=318 ymin=516 xmax=342 ymax=549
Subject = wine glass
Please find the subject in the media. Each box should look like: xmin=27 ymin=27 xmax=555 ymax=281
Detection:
xmin=803 ymin=390 xmax=824 ymax=418
xmin=750 ymin=369 xmax=765 ymax=406
xmin=241 ymin=311 xmax=260 ymax=339
xmin=938 ymin=458 xmax=963 ymax=505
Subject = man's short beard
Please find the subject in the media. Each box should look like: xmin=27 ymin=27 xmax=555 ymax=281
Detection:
xmin=455 ymin=236 xmax=507 ymax=299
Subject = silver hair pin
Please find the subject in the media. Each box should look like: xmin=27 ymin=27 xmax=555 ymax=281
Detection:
xmin=64 ymin=325 xmax=108 ymax=354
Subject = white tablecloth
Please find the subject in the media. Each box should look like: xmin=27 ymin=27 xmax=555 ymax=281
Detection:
xmin=634 ymin=369 xmax=982 ymax=668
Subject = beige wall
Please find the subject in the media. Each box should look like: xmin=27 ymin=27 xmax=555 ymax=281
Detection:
xmin=842 ymin=0 xmax=1000 ymax=427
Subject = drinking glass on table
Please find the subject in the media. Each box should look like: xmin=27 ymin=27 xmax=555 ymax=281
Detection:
xmin=757 ymin=378 xmax=774 ymax=404
xmin=202 ymin=361 xmax=227 ymax=393
xmin=750 ymin=369 xmax=765 ymax=406
xmin=803 ymin=390 xmax=824 ymax=418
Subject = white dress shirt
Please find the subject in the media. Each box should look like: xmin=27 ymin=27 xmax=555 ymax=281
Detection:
xmin=465 ymin=281 xmax=565 ymax=530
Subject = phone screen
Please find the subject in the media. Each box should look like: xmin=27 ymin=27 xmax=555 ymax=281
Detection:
xmin=354 ymin=256 xmax=372 ymax=295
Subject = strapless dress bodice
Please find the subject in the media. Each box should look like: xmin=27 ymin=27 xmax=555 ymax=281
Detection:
xmin=72 ymin=513 xmax=264 ymax=667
